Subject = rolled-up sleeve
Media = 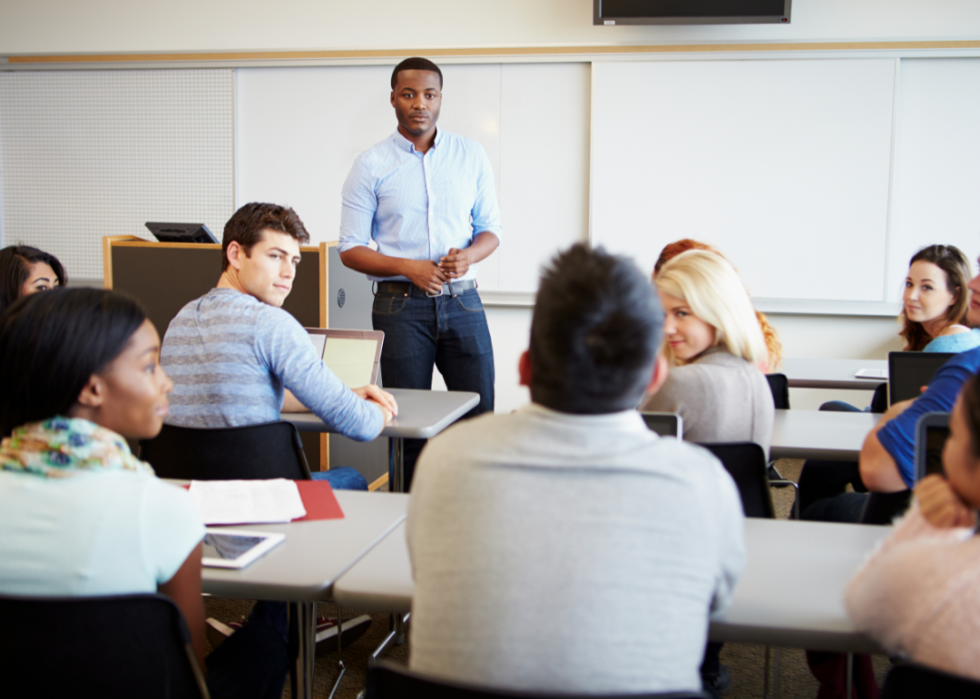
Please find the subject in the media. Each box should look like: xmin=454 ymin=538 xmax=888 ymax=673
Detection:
xmin=470 ymin=146 xmax=502 ymax=241
xmin=339 ymin=155 xmax=378 ymax=253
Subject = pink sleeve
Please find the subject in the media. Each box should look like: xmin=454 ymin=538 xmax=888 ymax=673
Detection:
xmin=845 ymin=502 xmax=972 ymax=654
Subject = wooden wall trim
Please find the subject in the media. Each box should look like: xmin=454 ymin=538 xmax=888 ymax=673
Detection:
xmin=7 ymin=40 xmax=980 ymax=65
xmin=102 ymin=235 xmax=143 ymax=288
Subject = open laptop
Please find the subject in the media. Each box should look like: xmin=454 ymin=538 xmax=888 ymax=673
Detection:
xmin=306 ymin=328 xmax=384 ymax=388
xmin=640 ymin=411 xmax=683 ymax=438
xmin=914 ymin=411 xmax=950 ymax=482
xmin=887 ymin=351 xmax=955 ymax=406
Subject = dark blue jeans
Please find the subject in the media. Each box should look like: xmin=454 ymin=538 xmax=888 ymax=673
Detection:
xmin=372 ymin=286 xmax=495 ymax=488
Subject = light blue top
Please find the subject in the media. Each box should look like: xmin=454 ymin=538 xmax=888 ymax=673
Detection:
xmin=161 ymin=288 xmax=383 ymax=440
xmin=339 ymin=129 xmax=502 ymax=282
xmin=0 ymin=470 xmax=203 ymax=596
xmin=923 ymin=328 xmax=980 ymax=353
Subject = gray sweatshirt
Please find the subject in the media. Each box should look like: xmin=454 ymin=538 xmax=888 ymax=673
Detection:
xmin=407 ymin=403 xmax=745 ymax=694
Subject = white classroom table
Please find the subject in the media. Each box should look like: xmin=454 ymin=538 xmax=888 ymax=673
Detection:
xmin=201 ymin=490 xmax=410 ymax=699
xmin=285 ymin=388 xmax=479 ymax=493
xmin=770 ymin=409 xmax=878 ymax=461
xmin=332 ymin=518 xmax=890 ymax=655
xmin=781 ymin=358 xmax=887 ymax=391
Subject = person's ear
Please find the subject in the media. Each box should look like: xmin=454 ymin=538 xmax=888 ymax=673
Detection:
xmin=76 ymin=374 xmax=106 ymax=409
xmin=390 ymin=91 xmax=396 ymax=108
xmin=226 ymin=241 xmax=244 ymax=272
xmin=645 ymin=355 xmax=669 ymax=396
xmin=518 ymin=350 xmax=532 ymax=387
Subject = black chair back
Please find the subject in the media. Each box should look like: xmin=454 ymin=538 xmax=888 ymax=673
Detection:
xmin=139 ymin=420 xmax=312 ymax=480
xmin=881 ymin=662 xmax=980 ymax=698
xmin=765 ymin=373 xmax=790 ymax=410
xmin=870 ymin=383 xmax=889 ymax=414
xmin=365 ymin=662 xmax=711 ymax=699
xmin=0 ymin=593 xmax=208 ymax=699
xmin=699 ymin=442 xmax=776 ymax=519
xmin=860 ymin=489 xmax=913 ymax=525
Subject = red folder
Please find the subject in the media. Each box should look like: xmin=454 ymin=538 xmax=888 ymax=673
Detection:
xmin=294 ymin=480 xmax=345 ymax=521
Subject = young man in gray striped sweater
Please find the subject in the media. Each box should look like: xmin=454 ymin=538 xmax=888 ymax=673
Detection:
xmin=161 ymin=202 xmax=397 ymax=464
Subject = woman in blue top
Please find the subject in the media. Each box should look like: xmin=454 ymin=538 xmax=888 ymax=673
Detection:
xmin=901 ymin=244 xmax=979 ymax=353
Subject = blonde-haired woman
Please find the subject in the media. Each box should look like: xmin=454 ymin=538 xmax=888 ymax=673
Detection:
xmin=642 ymin=249 xmax=775 ymax=454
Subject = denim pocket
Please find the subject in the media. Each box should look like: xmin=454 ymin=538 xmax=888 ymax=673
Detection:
xmin=455 ymin=292 xmax=485 ymax=313
xmin=372 ymin=294 xmax=408 ymax=316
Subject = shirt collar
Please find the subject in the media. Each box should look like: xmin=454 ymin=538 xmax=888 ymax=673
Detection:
xmin=391 ymin=127 xmax=442 ymax=154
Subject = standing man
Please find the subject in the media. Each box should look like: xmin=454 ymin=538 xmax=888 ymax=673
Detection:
xmin=339 ymin=57 xmax=501 ymax=487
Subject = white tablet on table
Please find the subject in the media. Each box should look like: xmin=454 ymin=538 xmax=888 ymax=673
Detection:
xmin=202 ymin=530 xmax=285 ymax=569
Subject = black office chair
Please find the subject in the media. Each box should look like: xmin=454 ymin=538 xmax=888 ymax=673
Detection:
xmin=765 ymin=373 xmax=790 ymax=410
xmin=365 ymin=662 xmax=711 ymax=699
xmin=880 ymin=662 xmax=980 ymax=698
xmin=870 ymin=383 xmax=889 ymax=414
xmin=0 ymin=593 xmax=208 ymax=699
xmin=763 ymin=373 xmax=798 ymax=499
xmin=859 ymin=489 xmax=912 ymax=525
xmin=700 ymin=442 xmax=776 ymax=519
xmin=139 ymin=420 xmax=312 ymax=480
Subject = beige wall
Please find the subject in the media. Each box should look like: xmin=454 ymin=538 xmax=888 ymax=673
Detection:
xmin=1 ymin=0 xmax=979 ymax=55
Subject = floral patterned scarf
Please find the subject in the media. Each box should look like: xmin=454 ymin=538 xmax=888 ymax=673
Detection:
xmin=0 ymin=417 xmax=155 ymax=478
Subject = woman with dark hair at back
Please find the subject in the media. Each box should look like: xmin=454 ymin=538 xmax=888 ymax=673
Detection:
xmin=0 ymin=288 xmax=287 ymax=699
xmin=0 ymin=245 xmax=68 ymax=314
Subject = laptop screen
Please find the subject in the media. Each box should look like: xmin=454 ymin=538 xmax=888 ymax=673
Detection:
xmin=888 ymin=352 xmax=955 ymax=405
xmin=306 ymin=329 xmax=384 ymax=388
xmin=914 ymin=412 xmax=950 ymax=482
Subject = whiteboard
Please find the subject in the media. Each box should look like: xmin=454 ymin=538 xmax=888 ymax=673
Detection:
xmin=590 ymin=59 xmax=898 ymax=306
xmin=235 ymin=63 xmax=589 ymax=293
xmin=887 ymin=58 xmax=980 ymax=301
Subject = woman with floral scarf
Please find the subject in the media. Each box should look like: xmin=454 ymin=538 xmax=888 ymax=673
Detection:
xmin=0 ymin=288 xmax=287 ymax=699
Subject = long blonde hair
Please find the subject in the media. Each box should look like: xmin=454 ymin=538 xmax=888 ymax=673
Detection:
xmin=655 ymin=250 xmax=767 ymax=366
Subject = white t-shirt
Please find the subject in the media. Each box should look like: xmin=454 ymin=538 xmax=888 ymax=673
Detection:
xmin=0 ymin=470 xmax=204 ymax=596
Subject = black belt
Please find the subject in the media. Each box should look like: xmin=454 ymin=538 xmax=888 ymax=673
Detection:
xmin=376 ymin=279 xmax=478 ymax=298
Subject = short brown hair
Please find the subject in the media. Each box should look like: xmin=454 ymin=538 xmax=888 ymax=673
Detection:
xmin=222 ymin=203 xmax=310 ymax=271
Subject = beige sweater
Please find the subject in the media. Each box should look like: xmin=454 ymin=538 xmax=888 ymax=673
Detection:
xmin=641 ymin=347 xmax=775 ymax=456
xmin=845 ymin=501 xmax=980 ymax=681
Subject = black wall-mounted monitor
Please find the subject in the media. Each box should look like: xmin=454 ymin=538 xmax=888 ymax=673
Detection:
xmin=145 ymin=222 xmax=219 ymax=244
xmin=594 ymin=0 xmax=791 ymax=25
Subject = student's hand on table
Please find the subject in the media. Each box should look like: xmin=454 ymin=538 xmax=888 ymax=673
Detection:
xmin=354 ymin=385 xmax=398 ymax=424
xmin=916 ymin=474 xmax=976 ymax=529
xmin=404 ymin=260 xmax=447 ymax=295
xmin=439 ymin=247 xmax=471 ymax=279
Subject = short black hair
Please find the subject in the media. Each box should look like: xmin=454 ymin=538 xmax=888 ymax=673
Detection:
xmin=0 ymin=245 xmax=68 ymax=315
xmin=391 ymin=57 xmax=443 ymax=90
xmin=529 ymin=243 xmax=664 ymax=414
xmin=222 ymin=202 xmax=310 ymax=272
xmin=0 ymin=288 xmax=147 ymax=437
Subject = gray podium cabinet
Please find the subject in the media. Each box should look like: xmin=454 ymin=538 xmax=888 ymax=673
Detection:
xmin=103 ymin=237 xmax=384 ymax=487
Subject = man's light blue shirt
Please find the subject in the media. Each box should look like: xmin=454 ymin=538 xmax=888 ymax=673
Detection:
xmin=339 ymin=128 xmax=502 ymax=282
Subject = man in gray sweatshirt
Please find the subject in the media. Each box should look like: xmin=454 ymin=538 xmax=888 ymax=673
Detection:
xmin=406 ymin=243 xmax=745 ymax=694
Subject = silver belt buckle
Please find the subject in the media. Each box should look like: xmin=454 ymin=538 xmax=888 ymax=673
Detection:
xmin=426 ymin=285 xmax=444 ymax=298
